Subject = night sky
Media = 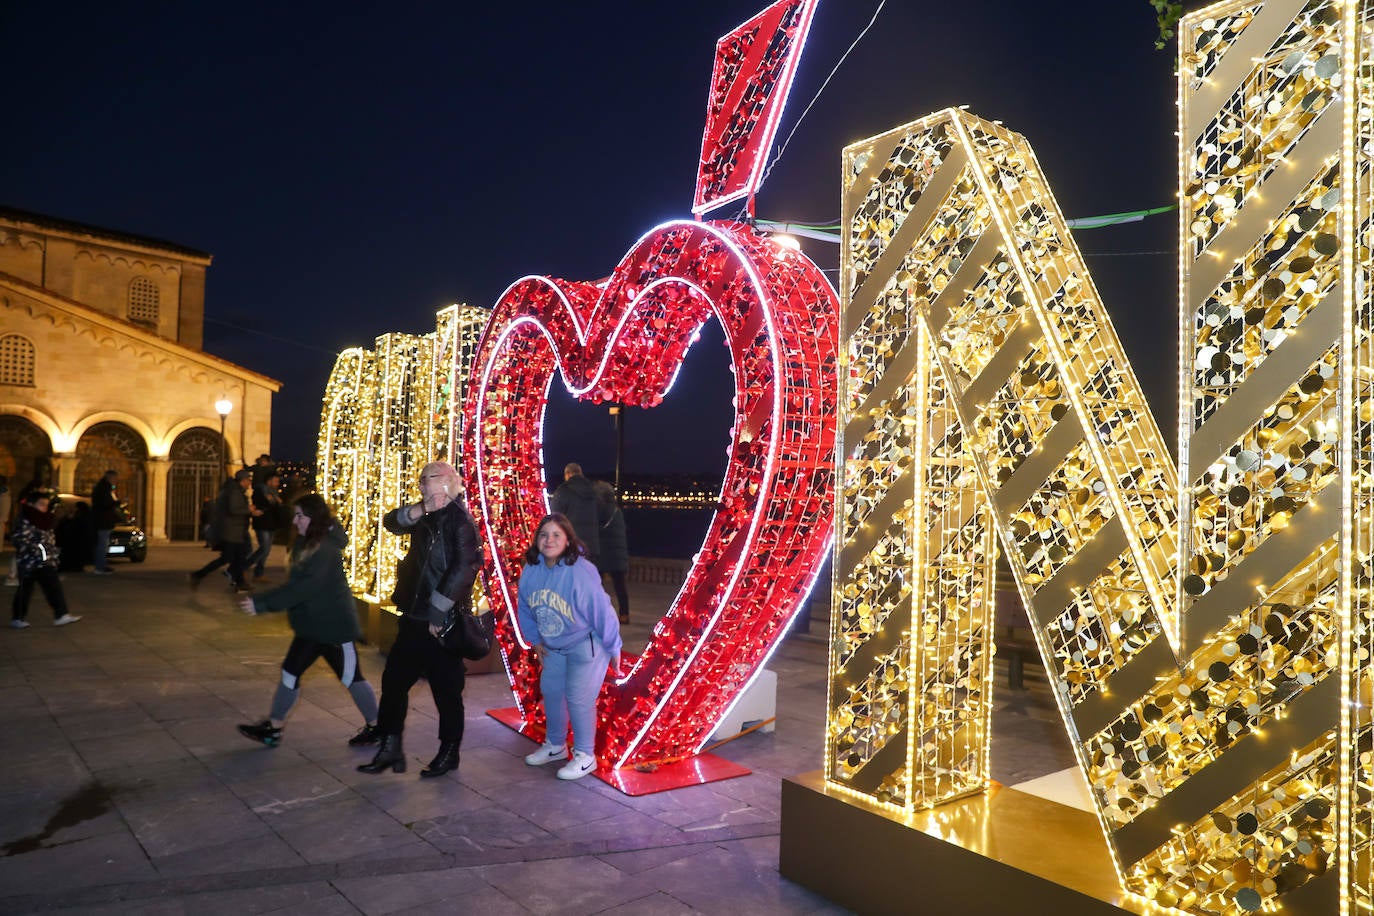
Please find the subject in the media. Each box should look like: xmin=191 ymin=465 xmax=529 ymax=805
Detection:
xmin=3 ymin=1 xmax=1178 ymax=478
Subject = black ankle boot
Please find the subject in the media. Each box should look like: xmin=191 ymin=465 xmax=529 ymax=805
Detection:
xmin=348 ymin=723 xmax=381 ymax=747
xmin=420 ymin=741 xmax=459 ymax=778
xmin=357 ymin=733 xmax=405 ymax=774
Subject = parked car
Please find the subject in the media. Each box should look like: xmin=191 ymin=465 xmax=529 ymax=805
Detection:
xmin=54 ymin=493 xmax=149 ymax=563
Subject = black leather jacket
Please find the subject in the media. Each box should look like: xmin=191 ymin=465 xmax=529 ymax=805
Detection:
xmin=383 ymin=500 xmax=481 ymax=626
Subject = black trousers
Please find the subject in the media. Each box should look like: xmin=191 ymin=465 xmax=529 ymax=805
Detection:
xmin=193 ymin=541 xmax=249 ymax=587
xmin=12 ymin=567 xmax=70 ymax=621
xmin=377 ymin=615 xmax=465 ymax=742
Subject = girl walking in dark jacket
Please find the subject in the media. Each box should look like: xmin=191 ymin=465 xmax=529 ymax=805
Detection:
xmin=236 ymin=494 xmax=378 ymax=746
xmin=10 ymin=493 xmax=80 ymax=628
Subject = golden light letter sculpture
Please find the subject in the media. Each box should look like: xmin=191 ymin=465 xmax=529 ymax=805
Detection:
xmin=819 ymin=1 xmax=1370 ymax=912
xmin=316 ymin=304 xmax=486 ymax=599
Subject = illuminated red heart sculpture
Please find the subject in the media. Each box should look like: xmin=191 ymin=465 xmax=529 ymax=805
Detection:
xmin=462 ymin=219 xmax=837 ymax=782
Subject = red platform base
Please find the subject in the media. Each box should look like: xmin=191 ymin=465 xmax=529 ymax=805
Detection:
xmin=487 ymin=706 xmax=752 ymax=796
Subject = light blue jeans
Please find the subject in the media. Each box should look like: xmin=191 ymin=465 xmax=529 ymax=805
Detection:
xmin=540 ymin=635 xmax=610 ymax=756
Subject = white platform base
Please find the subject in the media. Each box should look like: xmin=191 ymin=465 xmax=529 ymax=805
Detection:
xmin=711 ymin=669 xmax=777 ymax=740
xmin=1010 ymin=766 xmax=1095 ymax=812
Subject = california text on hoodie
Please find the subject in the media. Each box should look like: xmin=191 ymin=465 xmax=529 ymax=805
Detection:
xmin=516 ymin=556 xmax=622 ymax=655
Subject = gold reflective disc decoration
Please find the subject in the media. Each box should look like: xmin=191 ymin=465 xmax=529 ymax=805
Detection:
xmin=316 ymin=305 xmax=487 ymax=599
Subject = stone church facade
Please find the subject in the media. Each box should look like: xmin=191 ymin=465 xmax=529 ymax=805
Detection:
xmin=0 ymin=206 xmax=279 ymax=542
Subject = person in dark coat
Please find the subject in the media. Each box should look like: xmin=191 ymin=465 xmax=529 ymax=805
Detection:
xmin=593 ymin=480 xmax=630 ymax=623
xmin=190 ymin=470 xmax=259 ymax=592
xmin=90 ymin=469 xmax=119 ymax=574
xmin=250 ymin=454 xmax=278 ymax=491
xmin=235 ymin=494 xmax=378 ymax=747
xmin=359 ymin=462 xmax=480 ymax=779
xmin=549 ymin=463 xmax=609 ymax=565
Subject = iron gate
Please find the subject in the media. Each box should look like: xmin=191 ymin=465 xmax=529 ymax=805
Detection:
xmin=167 ymin=462 xmax=219 ymax=541
xmin=167 ymin=429 xmax=225 ymax=541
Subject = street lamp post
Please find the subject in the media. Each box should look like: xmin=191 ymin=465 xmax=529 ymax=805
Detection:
xmin=215 ymin=397 xmax=233 ymax=479
xmin=609 ymin=404 xmax=625 ymax=490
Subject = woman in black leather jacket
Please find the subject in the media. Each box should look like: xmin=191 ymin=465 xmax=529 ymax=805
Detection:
xmin=358 ymin=462 xmax=480 ymax=778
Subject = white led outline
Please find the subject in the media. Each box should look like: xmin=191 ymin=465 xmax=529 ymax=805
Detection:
xmin=692 ymin=0 xmax=821 ymax=216
xmin=474 ymin=284 xmax=586 ymax=651
xmin=614 ymin=222 xmax=805 ymax=767
xmin=470 ymin=218 xmax=835 ymax=770
xmin=698 ymin=529 xmax=835 ymax=755
xmin=475 ymin=231 xmax=722 ymax=656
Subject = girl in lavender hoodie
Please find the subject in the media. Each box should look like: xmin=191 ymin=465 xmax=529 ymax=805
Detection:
xmin=517 ymin=513 xmax=622 ymax=780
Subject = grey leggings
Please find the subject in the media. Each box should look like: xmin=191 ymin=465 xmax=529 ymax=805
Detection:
xmin=269 ymin=637 xmax=378 ymax=723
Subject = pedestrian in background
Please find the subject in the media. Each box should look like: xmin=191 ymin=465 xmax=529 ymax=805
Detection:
xmin=190 ymin=469 xmax=259 ymax=593
xmin=0 ymin=474 xmax=10 ymax=542
xmin=90 ymin=469 xmax=118 ymax=575
xmin=251 ymin=454 xmax=277 ymax=490
xmin=519 ymin=513 xmax=621 ymax=781
xmin=10 ymin=493 xmax=80 ymax=629
xmin=248 ymin=472 xmax=284 ymax=582
xmin=236 ymin=494 xmax=378 ymax=747
xmin=0 ymin=475 xmax=11 ymax=587
xmin=7 ymin=479 xmax=48 ymax=587
xmin=549 ymin=462 xmax=608 ymax=566
xmin=593 ymin=481 xmax=630 ymax=624
xmin=56 ymin=501 xmax=93 ymax=572
xmin=358 ymin=462 xmax=480 ymax=779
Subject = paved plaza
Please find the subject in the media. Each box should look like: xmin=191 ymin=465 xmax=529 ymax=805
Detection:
xmin=0 ymin=545 xmax=1073 ymax=914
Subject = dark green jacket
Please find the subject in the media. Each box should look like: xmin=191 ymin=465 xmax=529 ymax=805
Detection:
xmin=252 ymin=525 xmax=360 ymax=645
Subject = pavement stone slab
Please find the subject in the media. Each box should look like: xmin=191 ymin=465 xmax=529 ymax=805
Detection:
xmin=410 ymin=804 xmax=555 ymax=857
xmin=593 ymin=840 xmax=720 ymax=876
xmin=386 ymin=882 xmax=530 ymax=916
xmin=260 ymin=791 xmax=431 ymax=865
xmin=0 ymin=827 xmax=158 ymax=898
xmin=595 ymin=891 xmax=698 ymax=915
xmin=352 ymin=773 xmax=491 ymax=824
xmin=477 ymin=855 xmax=657 ymax=915
xmin=54 ymin=705 xmax=164 ymax=743
xmin=632 ymin=842 xmax=847 ymax=914
xmin=331 ymin=866 xmax=492 ymax=914
xmin=472 ymin=774 xmax=636 ymax=834
xmin=149 ymin=831 xmax=309 ymax=881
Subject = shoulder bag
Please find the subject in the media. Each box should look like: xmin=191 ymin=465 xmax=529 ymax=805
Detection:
xmin=439 ymin=605 xmax=495 ymax=660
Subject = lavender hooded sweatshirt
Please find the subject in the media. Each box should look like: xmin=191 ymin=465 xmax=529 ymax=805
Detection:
xmin=516 ymin=556 xmax=623 ymax=655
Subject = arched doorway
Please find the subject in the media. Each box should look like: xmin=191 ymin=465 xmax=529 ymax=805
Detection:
xmin=167 ymin=428 xmax=222 ymax=541
xmin=74 ymin=422 xmax=148 ymax=525
xmin=0 ymin=415 xmax=54 ymax=528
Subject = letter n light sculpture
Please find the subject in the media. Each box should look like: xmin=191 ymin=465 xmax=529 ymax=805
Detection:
xmin=793 ymin=1 xmax=1374 ymax=913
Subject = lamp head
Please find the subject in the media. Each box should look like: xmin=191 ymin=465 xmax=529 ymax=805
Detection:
xmin=215 ymin=398 xmax=233 ymax=418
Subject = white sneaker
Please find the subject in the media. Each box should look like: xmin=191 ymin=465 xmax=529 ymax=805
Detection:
xmin=9 ymin=619 xmax=30 ymax=629
xmin=556 ymin=751 xmax=597 ymax=781
xmin=524 ymin=742 xmax=567 ymax=766
xmin=53 ymin=614 xmax=82 ymax=626
xmin=3 ymin=578 xmax=18 ymax=587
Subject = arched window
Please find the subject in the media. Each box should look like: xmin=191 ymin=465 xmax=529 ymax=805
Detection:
xmin=128 ymin=276 xmax=159 ymax=325
xmin=0 ymin=334 xmax=35 ymax=386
